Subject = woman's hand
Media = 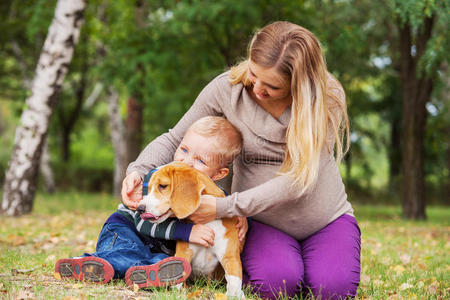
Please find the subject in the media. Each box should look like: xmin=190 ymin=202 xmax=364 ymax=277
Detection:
xmin=189 ymin=224 xmax=215 ymax=247
xmin=189 ymin=194 xmax=217 ymax=224
xmin=120 ymin=171 xmax=143 ymax=210
xmin=236 ymin=217 xmax=248 ymax=243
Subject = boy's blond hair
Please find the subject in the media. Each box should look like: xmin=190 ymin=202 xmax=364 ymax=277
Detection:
xmin=188 ymin=116 xmax=242 ymax=166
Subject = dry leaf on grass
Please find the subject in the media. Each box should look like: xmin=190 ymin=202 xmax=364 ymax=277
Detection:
xmin=7 ymin=234 xmax=26 ymax=246
xmin=187 ymin=289 xmax=204 ymax=299
xmin=11 ymin=268 xmax=36 ymax=275
xmin=14 ymin=290 xmax=35 ymax=299
xmin=399 ymin=283 xmax=413 ymax=290
xmin=399 ymin=254 xmax=411 ymax=264
xmin=53 ymin=272 xmax=62 ymax=280
xmin=215 ymin=292 xmax=228 ymax=300
xmin=393 ymin=265 xmax=405 ymax=273
xmin=71 ymin=283 xmax=84 ymax=289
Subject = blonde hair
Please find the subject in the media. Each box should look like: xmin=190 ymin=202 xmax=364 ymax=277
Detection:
xmin=230 ymin=21 xmax=350 ymax=194
xmin=188 ymin=116 xmax=243 ymax=166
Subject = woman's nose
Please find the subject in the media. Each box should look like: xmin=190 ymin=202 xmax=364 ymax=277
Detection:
xmin=253 ymin=80 xmax=264 ymax=93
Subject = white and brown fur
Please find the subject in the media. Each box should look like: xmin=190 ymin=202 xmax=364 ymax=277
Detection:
xmin=138 ymin=162 xmax=244 ymax=299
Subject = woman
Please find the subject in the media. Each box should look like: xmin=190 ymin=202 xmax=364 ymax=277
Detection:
xmin=122 ymin=21 xmax=361 ymax=299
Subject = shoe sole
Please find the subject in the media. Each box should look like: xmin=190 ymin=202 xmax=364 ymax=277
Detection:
xmin=125 ymin=256 xmax=191 ymax=289
xmin=55 ymin=257 xmax=114 ymax=284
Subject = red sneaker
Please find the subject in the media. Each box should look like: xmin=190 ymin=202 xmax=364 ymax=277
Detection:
xmin=125 ymin=256 xmax=191 ymax=289
xmin=55 ymin=256 xmax=114 ymax=284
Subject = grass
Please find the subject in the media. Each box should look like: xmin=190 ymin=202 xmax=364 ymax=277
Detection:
xmin=0 ymin=192 xmax=448 ymax=299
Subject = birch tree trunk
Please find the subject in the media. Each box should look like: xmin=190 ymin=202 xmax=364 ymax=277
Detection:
xmin=39 ymin=139 xmax=56 ymax=194
xmin=1 ymin=0 xmax=86 ymax=216
xmin=11 ymin=40 xmax=56 ymax=193
xmin=107 ymin=87 xmax=127 ymax=198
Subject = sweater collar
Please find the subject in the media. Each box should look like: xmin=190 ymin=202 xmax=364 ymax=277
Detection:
xmin=231 ymin=83 xmax=290 ymax=143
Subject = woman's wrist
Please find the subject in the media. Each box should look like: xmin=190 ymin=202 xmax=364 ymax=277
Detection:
xmin=215 ymin=195 xmax=232 ymax=218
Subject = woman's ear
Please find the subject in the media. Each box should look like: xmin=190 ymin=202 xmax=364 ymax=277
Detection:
xmin=211 ymin=167 xmax=229 ymax=181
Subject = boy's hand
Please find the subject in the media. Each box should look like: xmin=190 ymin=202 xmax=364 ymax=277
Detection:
xmin=236 ymin=217 xmax=248 ymax=243
xmin=189 ymin=224 xmax=215 ymax=247
xmin=121 ymin=171 xmax=143 ymax=210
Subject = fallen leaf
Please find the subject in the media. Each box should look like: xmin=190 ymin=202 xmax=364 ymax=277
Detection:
xmin=399 ymin=254 xmax=411 ymax=264
xmin=215 ymin=293 xmax=228 ymax=300
xmin=7 ymin=234 xmax=26 ymax=246
xmin=53 ymin=272 xmax=61 ymax=280
xmin=418 ymin=263 xmax=427 ymax=270
xmin=45 ymin=254 xmax=56 ymax=263
xmin=11 ymin=268 xmax=36 ymax=275
xmin=15 ymin=290 xmax=34 ymax=299
xmin=360 ymin=274 xmax=370 ymax=284
xmin=381 ymin=257 xmax=392 ymax=265
xmin=373 ymin=279 xmax=384 ymax=287
xmin=49 ymin=237 xmax=60 ymax=244
xmin=393 ymin=265 xmax=405 ymax=273
xmin=187 ymin=289 xmax=203 ymax=299
xmin=399 ymin=283 xmax=413 ymax=290
xmin=426 ymin=282 xmax=439 ymax=294
xmin=133 ymin=283 xmax=139 ymax=293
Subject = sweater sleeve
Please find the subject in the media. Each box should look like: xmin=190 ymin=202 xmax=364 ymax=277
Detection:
xmin=126 ymin=73 xmax=229 ymax=178
xmin=216 ymin=172 xmax=301 ymax=218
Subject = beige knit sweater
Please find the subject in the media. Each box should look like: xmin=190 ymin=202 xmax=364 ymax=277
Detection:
xmin=127 ymin=72 xmax=354 ymax=240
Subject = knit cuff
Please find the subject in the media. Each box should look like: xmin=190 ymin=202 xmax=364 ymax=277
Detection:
xmin=216 ymin=195 xmax=233 ymax=218
xmin=172 ymin=222 xmax=194 ymax=242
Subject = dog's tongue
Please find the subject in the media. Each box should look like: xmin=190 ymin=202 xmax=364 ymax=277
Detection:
xmin=140 ymin=213 xmax=159 ymax=221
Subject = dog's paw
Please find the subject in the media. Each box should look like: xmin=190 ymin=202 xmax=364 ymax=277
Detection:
xmin=171 ymin=282 xmax=183 ymax=291
xmin=225 ymin=275 xmax=245 ymax=299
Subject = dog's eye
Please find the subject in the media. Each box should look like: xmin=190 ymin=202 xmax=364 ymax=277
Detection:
xmin=159 ymin=184 xmax=168 ymax=190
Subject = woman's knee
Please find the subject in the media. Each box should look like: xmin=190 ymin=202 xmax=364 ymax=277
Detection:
xmin=305 ymin=271 xmax=359 ymax=299
xmin=242 ymin=220 xmax=305 ymax=299
xmin=246 ymin=261 xmax=303 ymax=299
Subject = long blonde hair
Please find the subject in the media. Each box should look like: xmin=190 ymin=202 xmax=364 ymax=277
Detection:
xmin=230 ymin=21 xmax=350 ymax=194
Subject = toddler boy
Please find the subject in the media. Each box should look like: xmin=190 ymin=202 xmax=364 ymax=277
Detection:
xmin=55 ymin=116 xmax=242 ymax=288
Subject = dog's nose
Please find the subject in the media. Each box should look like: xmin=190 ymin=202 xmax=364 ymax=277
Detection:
xmin=137 ymin=205 xmax=146 ymax=214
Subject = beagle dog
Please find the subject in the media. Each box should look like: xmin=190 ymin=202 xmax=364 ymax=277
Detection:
xmin=137 ymin=162 xmax=244 ymax=299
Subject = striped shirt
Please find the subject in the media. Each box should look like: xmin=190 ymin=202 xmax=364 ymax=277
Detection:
xmin=115 ymin=203 xmax=192 ymax=241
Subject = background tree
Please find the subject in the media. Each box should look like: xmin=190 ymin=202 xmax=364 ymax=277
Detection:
xmin=391 ymin=0 xmax=449 ymax=219
xmin=1 ymin=0 xmax=86 ymax=216
xmin=0 ymin=0 xmax=448 ymax=215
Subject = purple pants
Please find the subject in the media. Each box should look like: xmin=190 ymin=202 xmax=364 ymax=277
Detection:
xmin=242 ymin=214 xmax=361 ymax=299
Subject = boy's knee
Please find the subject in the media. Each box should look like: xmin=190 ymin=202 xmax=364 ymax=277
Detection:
xmin=247 ymin=264 xmax=303 ymax=299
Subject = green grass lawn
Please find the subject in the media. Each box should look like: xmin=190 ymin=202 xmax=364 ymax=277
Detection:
xmin=0 ymin=192 xmax=448 ymax=299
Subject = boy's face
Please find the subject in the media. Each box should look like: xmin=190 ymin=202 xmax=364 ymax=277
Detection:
xmin=173 ymin=129 xmax=228 ymax=181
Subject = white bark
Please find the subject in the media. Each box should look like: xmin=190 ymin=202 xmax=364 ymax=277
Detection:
xmin=2 ymin=0 xmax=86 ymax=216
xmin=39 ymin=138 xmax=56 ymax=193
xmin=84 ymin=82 xmax=104 ymax=109
xmin=106 ymin=87 xmax=127 ymax=197
xmin=11 ymin=41 xmax=56 ymax=193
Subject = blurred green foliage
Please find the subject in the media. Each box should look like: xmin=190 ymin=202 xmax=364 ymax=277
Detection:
xmin=0 ymin=0 xmax=448 ymax=203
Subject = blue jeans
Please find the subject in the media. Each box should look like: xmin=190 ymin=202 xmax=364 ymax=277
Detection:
xmin=83 ymin=222 xmax=169 ymax=278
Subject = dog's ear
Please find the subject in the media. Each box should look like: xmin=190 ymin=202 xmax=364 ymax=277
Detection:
xmin=170 ymin=169 xmax=205 ymax=219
